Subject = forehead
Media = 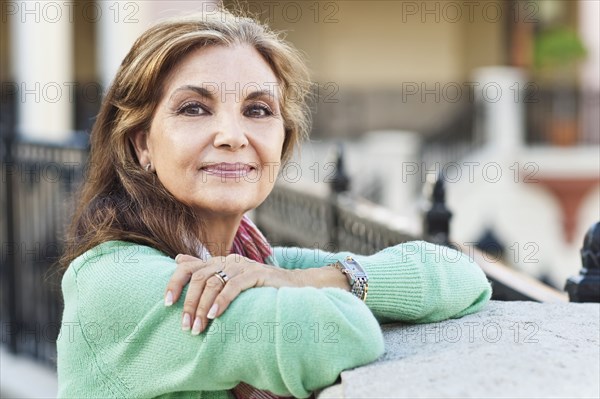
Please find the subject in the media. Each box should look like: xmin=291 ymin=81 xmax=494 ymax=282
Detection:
xmin=162 ymin=44 xmax=280 ymax=98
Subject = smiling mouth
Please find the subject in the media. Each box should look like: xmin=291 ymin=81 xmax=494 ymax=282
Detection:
xmin=200 ymin=162 xmax=257 ymax=178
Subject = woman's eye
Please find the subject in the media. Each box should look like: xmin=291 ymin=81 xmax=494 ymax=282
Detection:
xmin=244 ymin=103 xmax=273 ymax=118
xmin=177 ymin=102 xmax=206 ymax=116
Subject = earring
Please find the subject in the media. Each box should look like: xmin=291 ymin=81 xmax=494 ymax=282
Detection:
xmin=145 ymin=163 xmax=152 ymax=172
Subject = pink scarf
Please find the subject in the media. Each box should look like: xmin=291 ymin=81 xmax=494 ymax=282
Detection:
xmin=230 ymin=215 xmax=274 ymax=264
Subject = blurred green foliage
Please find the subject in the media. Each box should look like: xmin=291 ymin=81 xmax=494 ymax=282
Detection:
xmin=534 ymin=27 xmax=587 ymax=70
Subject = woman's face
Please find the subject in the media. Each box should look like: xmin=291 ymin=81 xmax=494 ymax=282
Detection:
xmin=133 ymin=45 xmax=285 ymax=218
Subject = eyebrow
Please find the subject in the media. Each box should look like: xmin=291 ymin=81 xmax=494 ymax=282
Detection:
xmin=246 ymin=89 xmax=277 ymax=102
xmin=169 ymin=85 xmax=214 ymax=100
xmin=169 ymin=85 xmax=278 ymax=103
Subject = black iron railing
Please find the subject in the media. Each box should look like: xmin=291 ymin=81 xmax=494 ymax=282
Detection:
xmin=1 ymin=131 xmax=88 ymax=366
xmin=255 ymin=148 xmax=598 ymax=304
xmin=255 ymin=143 xmax=419 ymax=254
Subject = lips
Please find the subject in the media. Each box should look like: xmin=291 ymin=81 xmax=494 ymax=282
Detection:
xmin=200 ymin=162 xmax=256 ymax=178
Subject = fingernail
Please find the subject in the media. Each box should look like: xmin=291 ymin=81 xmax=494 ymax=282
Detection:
xmin=207 ymin=303 xmax=219 ymax=319
xmin=191 ymin=317 xmax=202 ymax=335
xmin=164 ymin=291 xmax=173 ymax=306
xmin=181 ymin=313 xmax=191 ymax=330
xmin=175 ymin=254 xmax=182 ymax=263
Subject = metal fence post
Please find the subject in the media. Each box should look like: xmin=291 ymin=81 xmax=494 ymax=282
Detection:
xmin=329 ymin=143 xmax=350 ymax=251
xmin=1 ymin=125 xmax=18 ymax=353
xmin=565 ymin=221 xmax=600 ymax=302
xmin=423 ymin=173 xmax=453 ymax=247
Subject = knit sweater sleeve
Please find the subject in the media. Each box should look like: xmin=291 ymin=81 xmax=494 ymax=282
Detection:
xmin=272 ymin=241 xmax=492 ymax=324
xmin=56 ymin=241 xmax=384 ymax=398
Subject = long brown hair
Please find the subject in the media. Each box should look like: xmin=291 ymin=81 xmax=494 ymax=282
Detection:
xmin=59 ymin=7 xmax=311 ymax=270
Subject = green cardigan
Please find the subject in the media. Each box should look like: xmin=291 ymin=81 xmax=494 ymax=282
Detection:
xmin=56 ymin=240 xmax=492 ymax=398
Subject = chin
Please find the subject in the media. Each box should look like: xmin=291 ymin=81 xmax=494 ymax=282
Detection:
xmin=183 ymin=182 xmax=272 ymax=217
xmin=209 ymin=204 xmax=254 ymax=216
xmin=195 ymin=196 xmax=261 ymax=217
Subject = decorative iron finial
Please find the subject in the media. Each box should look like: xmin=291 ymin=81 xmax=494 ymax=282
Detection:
xmin=565 ymin=221 xmax=600 ymax=302
xmin=424 ymin=173 xmax=453 ymax=247
xmin=330 ymin=142 xmax=350 ymax=194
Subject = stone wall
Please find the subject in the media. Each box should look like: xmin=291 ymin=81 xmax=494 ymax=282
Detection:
xmin=318 ymin=300 xmax=600 ymax=398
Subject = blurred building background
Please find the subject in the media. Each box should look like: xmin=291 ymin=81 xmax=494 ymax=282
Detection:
xmin=1 ymin=0 xmax=599 ymax=397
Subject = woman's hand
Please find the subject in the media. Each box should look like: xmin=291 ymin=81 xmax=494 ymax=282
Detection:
xmin=164 ymin=254 xmax=302 ymax=335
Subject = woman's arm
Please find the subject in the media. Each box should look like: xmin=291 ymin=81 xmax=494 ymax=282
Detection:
xmin=273 ymin=241 xmax=493 ymax=324
xmin=57 ymin=241 xmax=384 ymax=398
xmin=163 ymin=253 xmax=352 ymax=334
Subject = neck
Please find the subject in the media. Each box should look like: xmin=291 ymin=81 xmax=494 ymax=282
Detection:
xmin=201 ymin=213 xmax=243 ymax=257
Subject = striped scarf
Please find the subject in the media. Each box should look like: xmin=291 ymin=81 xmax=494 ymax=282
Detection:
xmin=230 ymin=215 xmax=273 ymax=264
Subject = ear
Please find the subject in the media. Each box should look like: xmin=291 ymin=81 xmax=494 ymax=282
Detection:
xmin=129 ymin=130 xmax=151 ymax=167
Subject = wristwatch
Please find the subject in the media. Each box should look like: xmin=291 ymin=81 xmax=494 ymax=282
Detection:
xmin=331 ymin=256 xmax=369 ymax=302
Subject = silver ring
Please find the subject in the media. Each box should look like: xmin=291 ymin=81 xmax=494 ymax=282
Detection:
xmin=213 ymin=270 xmax=229 ymax=286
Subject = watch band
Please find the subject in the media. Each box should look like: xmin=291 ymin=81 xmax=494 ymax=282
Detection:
xmin=331 ymin=256 xmax=369 ymax=302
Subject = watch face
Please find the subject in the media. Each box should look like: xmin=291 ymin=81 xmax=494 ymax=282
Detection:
xmin=345 ymin=258 xmax=366 ymax=275
xmin=342 ymin=257 xmax=368 ymax=302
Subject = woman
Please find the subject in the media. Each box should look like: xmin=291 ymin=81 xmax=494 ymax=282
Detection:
xmin=56 ymin=7 xmax=492 ymax=399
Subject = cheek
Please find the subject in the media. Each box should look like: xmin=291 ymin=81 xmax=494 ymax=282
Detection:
xmin=150 ymin=124 xmax=207 ymax=168
xmin=270 ymin=129 xmax=287 ymax=160
xmin=251 ymin=126 xmax=285 ymax=161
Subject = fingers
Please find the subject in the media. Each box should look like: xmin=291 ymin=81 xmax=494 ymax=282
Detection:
xmin=190 ymin=274 xmax=226 ymax=335
xmin=208 ymin=274 xmax=255 ymax=320
xmin=175 ymin=254 xmax=198 ymax=263
xmin=164 ymin=255 xmax=206 ymax=306
xmin=167 ymin=255 xmax=264 ymax=336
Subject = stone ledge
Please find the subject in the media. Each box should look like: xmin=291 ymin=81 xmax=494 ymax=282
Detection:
xmin=318 ymin=300 xmax=600 ymax=398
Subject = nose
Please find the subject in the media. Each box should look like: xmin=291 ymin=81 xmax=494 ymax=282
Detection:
xmin=212 ymin=113 xmax=249 ymax=151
